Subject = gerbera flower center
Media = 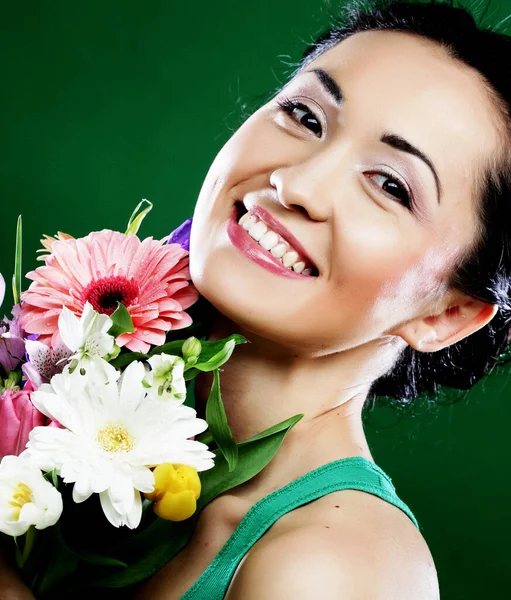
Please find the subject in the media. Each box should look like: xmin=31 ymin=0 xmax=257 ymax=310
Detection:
xmin=9 ymin=481 xmax=34 ymax=520
xmin=82 ymin=276 xmax=139 ymax=316
xmin=97 ymin=424 xmax=135 ymax=453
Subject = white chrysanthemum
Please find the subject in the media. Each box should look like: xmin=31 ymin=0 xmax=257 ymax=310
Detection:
xmin=25 ymin=361 xmax=214 ymax=529
xmin=144 ymin=353 xmax=186 ymax=402
xmin=0 ymin=455 xmax=63 ymax=536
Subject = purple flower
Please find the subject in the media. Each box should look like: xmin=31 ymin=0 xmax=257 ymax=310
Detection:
xmin=22 ymin=338 xmax=72 ymax=386
xmin=0 ymin=273 xmax=5 ymax=308
xmin=167 ymin=217 xmax=192 ymax=252
xmin=0 ymin=305 xmax=26 ymax=375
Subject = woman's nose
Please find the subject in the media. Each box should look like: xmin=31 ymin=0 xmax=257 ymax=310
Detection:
xmin=269 ymin=157 xmax=332 ymax=222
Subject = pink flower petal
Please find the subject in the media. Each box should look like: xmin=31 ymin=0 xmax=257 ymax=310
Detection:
xmin=20 ymin=230 xmax=198 ymax=350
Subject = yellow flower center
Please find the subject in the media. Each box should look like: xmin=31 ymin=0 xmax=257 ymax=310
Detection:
xmin=97 ymin=424 xmax=134 ymax=453
xmin=9 ymin=481 xmax=34 ymax=520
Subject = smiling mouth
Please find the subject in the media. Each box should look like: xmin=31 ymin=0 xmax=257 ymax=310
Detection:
xmin=234 ymin=202 xmax=319 ymax=277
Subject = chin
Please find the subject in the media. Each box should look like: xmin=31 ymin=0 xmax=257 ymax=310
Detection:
xmin=189 ymin=245 xmax=327 ymax=355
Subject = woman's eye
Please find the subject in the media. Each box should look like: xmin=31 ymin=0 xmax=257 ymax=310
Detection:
xmin=367 ymin=172 xmax=412 ymax=209
xmin=276 ymin=97 xmax=323 ymax=137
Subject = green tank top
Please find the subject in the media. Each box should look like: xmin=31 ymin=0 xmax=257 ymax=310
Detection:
xmin=179 ymin=456 xmax=420 ymax=600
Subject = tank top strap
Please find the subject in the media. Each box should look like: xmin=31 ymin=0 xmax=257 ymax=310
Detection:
xmin=180 ymin=456 xmax=420 ymax=600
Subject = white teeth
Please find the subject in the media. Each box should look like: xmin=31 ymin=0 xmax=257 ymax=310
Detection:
xmin=259 ymin=231 xmax=279 ymax=250
xmin=282 ymin=251 xmax=299 ymax=268
xmin=293 ymin=261 xmax=306 ymax=274
xmin=242 ymin=215 xmax=257 ymax=231
xmin=248 ymin=221 xmax=268 ymax=241
xmin=238 ymin=212 xmax=251 ymax=226
xmin=270 ymin=243 xmax=288 ymax=258
xmin=238 ymin=210 xmax=316 ymax=275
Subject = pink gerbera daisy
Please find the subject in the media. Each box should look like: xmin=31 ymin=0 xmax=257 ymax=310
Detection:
xmin=20 ymin=230 xmax=199 ymax=353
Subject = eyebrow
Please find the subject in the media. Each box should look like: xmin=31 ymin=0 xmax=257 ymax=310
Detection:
xmin=306 ymin=67 xmax=442 ymax=205
xmin=308 ymin=68 xmax=343 ymax=104
xmin=381 ymin=134 xmax=442 ymax=205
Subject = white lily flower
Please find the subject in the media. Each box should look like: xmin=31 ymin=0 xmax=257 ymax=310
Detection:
xmin=0 ymin=455 xmax=63 ymax=536
xmin=58 ymin=302 xmax=117 ymax=384
xmin=145 ymin=353 xmax=186 ymax=403
xmin=25 ymin=360 xmax=214 ymax=529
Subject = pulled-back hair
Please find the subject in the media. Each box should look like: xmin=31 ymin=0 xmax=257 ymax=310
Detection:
xmin=293 ymin=0 xmax=511 ymax=412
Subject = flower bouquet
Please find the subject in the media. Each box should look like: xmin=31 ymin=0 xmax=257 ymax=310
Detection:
xmin=0 ymin=201 xmax=302 ymax=599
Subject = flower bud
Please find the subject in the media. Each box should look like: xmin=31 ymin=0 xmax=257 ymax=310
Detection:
xmin=0 ymin=381 xmax=54 ymax=459
xmin=144 ymin=463 xmax=201 ymax=522
xmin=182 ymin=337 xmax=202 ymax=367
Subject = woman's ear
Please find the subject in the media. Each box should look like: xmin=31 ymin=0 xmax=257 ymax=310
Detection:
xmin=390 ymin=292 xmax=499 ymax=352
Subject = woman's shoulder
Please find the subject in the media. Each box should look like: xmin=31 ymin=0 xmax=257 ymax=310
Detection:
xmin=225 ymin=488 xmax=439 ymax=600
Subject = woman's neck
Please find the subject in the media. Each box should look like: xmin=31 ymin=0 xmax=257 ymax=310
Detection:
xmin=194 ymin=309 xmax=403 ymax=499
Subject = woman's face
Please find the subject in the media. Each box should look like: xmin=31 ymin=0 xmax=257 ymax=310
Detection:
xmin=189 ymin=30 xmax=501 ymax=355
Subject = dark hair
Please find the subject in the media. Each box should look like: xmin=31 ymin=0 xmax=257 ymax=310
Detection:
xmin=293 ymin=0 xmax=511 ymax=413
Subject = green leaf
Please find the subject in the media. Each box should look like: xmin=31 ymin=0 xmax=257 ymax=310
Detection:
xmin=77 ymin=550 xmax=127 ymax=569
xmin=91 ymin=519 xmax=196 ymax=588
xmin=108 ymin=303 xmax=135 ymax=339
xmin=12 ymin=215 xmax=22 ymax=305
xmin=26 ymin=525 xmax=80 ymax=599
xmin=194 ymin=334 xmax=246 ymax=368
xmin=109 ymin=351 xmax=147 ymax=369
xmin=194 ymin=339 xmax=236 ymax=372
xmin=147 ymin=339 xmax=185 ymax=357
xmin=198 ymin=413 xmax=303 ymax=509
xmin=124 ymin=199 xmax=153 ymax=235
xmin=196 ymin=430 xmax=214 ymax=446
xmin=184 ymin=367 xmax=200 ymax=381
xmin=238 ymin=414 xmax=304 ymax=447
xmin=205 ymin=369 xmax=238 ymax=472
xmin=148 ymin=334 xmax=247 ymax=378
xmin=43 ymin=468 xmax=59 ymax=489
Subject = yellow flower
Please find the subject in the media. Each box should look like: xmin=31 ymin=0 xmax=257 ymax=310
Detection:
xmin=145 ymin=463 xmax=201 ymax=521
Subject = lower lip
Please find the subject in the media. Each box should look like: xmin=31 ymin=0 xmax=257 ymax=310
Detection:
xmin=226 ymin=207 xmax=312 ymax=279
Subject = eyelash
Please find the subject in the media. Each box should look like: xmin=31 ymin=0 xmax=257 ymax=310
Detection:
xmin=275 ymin=95 xmax=415 ymax=211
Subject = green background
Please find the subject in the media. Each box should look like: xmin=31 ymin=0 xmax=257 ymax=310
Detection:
xmin=1 ymin=1 xmax=511 ymax=597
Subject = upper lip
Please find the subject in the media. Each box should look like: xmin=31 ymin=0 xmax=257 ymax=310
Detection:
xmin=242 ymin=202 xmax=318 ymax=270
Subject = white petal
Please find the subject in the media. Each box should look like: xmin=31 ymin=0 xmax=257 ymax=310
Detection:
xmin=107 ymin=473 xmax=135 ymax=516
xmin=130 ymin=466 xmax=155 ymax=493
xmin=22 ymin=362 xmax=43 ymax=387
xmin=19 ymin=502 xmax=45 ymax=527
xmin=28 ymin=389 xmax=57 ymax=421
xmin=25 ymin=339 xmax=49 ymax=365
xmin=125 ymin=490 xmax=142 ymax=529
xmin=87 ymin=331 xmax=114 ymax=357
xmin=30 ymin=385 xmax=81 ymax=431
xmin=99 ymin=490 xmax=123 ymax=528
xmin=118 ymin=361 xmax=147 ymax=411
xmin=139 ymin=440 xmax=216 ymax=471
xmin=72 ymin=478 xmax=94 ymax=503
xmin=0 ymin=457 xmax=63 ymax=536
xmin=0 ymin=518 xmax=30 ymax=536
xmin=58 ymin=306 xmax=82 ymax=352
xmin=96 ymin=312 xmax=113 ymax=336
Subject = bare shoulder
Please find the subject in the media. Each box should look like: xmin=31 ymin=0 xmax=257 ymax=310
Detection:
xmin=226 ymin=490 xmax=439 ymax=600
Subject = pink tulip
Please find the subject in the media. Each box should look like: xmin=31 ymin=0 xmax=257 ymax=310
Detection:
xmin=0 ymin=381 xmax=56 ymax=459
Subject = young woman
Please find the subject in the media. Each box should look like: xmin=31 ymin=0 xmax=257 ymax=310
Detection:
xmin=3 ymin=1 xmax=511 ymax=598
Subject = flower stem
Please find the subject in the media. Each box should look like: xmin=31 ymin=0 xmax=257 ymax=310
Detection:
xmin=19 ymin=526 xmax=36 ymax=568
